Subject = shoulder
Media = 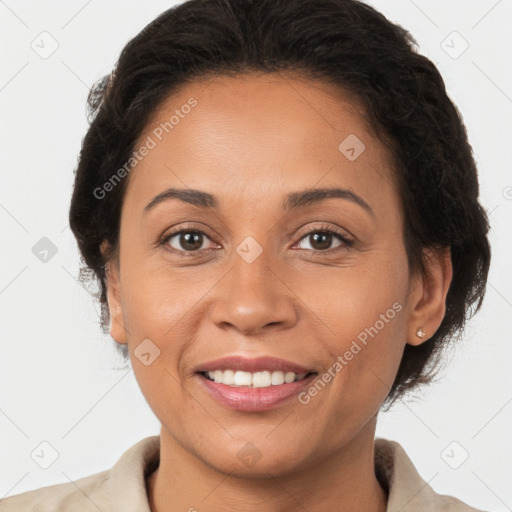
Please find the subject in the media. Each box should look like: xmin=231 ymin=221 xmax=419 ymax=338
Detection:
xmin=374 ymin=437 xmax=489 ymax=512
xmin=0 ymin=470 xmax=110 ymax=512
xmin=0 ymin=436 xmax=160 ymax=512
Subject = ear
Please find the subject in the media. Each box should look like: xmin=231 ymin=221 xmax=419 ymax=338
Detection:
xmin=406 ymin=246 xmax=453 ymax=346
xmin=100 ymin=241 xmax=127 ymax=345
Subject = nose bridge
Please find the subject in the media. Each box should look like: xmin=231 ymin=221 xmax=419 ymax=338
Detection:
xmin=209 ymin=237 xmax=298 ymax=334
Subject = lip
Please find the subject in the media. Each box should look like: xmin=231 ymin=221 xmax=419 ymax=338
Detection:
xmin=195 ymin=355 xmax=315 ymax=374
xmin=195 ymin=372 xmax=318 ymax=412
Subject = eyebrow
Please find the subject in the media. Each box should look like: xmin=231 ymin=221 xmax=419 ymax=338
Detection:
xmin=144 ymin=186 xmax=374 ymax=217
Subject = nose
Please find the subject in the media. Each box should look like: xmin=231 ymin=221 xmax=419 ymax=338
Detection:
xmin=209 ymin=248 xmax=299 ymax=336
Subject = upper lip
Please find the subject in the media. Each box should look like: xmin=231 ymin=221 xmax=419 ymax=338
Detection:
xmin=195 ymin=356 xmax=316 ymax=374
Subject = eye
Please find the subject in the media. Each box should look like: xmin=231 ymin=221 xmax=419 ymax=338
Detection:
xmin=295 ymin=226 xmax=354 ymax=252
xmin=159 ymin=224 xmax=354 ymax=256
xmin=161 ymin=229 xmax=216 ymax=253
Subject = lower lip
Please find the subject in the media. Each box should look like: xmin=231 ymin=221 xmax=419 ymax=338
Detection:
xmin=195 ymin=372 xmax=317 ymax=412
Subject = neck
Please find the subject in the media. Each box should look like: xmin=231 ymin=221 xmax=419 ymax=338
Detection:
xmin=147 ymin=418 xmax=388 ymax=512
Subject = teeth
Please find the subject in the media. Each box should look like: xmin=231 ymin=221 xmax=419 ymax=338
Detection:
xmin=271 ymin=371 xmax=285 ymax=385
xmin=234 ymin=371 xmax=252 ymax=386
xmin=205 ymin=370 xmax=308 ymax=387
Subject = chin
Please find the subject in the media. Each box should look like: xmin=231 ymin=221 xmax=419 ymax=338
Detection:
xmin=191 ymin=438 xmax=312 ymax=478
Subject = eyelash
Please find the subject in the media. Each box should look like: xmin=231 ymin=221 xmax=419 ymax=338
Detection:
xmin=159 ymin=224 xmax=354 ymax=257
xmin=294 ymin=225 xmax=354 ymax=252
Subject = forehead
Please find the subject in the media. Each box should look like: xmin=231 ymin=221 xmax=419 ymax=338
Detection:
xmin=125 ymin=71 xmax=398 ymax=213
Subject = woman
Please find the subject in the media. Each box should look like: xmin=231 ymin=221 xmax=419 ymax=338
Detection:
xmin=1 ymin=0 xmax=491 ymax=510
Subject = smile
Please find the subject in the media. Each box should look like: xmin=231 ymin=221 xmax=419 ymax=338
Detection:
xmin=202 ymin=369 xmax=312 ymax=387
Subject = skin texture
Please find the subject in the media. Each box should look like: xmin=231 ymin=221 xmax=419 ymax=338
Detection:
xmin=102 ymin=72 xmax=453 ymax=512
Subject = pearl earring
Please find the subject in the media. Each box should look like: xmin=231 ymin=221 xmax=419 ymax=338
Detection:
xmin=416 ymin=327 xmax=426 ymax=338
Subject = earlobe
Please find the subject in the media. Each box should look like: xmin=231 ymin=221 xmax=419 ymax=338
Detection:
xmin=415 ymin=327 xmax=426 ymax=339
xmin=406 ymin=246 xmax=453 ymax=346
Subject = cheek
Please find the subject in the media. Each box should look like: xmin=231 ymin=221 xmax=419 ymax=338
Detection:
xmin=299 ymin=249 xmax=409 ymax=405
xmin=303 ymin=251 xmax=408 ymax=343
xmin=118 ymin=258 xmax=222 ymax=406
xmin=119 ymin=259 xmax=207 ymax=337
xmin=117 ymin=264 xmax=200 ymax=427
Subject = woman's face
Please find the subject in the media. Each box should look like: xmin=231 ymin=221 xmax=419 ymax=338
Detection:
xmin=105 ymin=72 xmax=446 ymax=476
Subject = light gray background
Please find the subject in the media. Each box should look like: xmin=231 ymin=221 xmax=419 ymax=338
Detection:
xmin=1 ymin=1 xmax=511 ymax=510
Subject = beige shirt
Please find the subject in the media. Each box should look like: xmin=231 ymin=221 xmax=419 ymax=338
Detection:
xmin=0 ymin=436 xmax=486 ymax=511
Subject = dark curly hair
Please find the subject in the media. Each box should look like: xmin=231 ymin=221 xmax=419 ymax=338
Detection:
xmin=68 ymin=0 xmax=491 ymax=407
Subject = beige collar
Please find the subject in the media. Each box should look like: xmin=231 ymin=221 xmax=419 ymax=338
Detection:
xmin=107 ymin=435 xmax=483 ymax=511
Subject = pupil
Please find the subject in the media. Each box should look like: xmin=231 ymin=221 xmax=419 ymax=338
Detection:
xmin=181 ymin=232 xmax=202 ymax=250
xmin=311 ymin=233 xmax=331 ymax=250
